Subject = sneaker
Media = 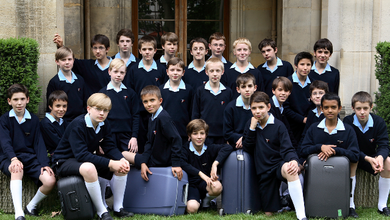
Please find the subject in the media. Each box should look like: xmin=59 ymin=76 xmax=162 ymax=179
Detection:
xmin=98 ymin=212 xmax=113 ymax=220
xmin=24 ymin=207 xmax=39 ymax=216
xmin=349 ymin=207 xmax=359 ymax=218
xmin=378 ymin=207 xmax=390 ymax=216
xmin=113 ymin=208 xmax=134 ymax=218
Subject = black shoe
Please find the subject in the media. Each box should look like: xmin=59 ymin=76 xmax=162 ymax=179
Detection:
xmin=349 ymin=208 xmax=359 ymax=218
xmin=378 ymin=207 xmax=390 ymax=216
xmin=113 ymin=208 xmax=134 ymax=218
xmin=99 ymin=212 xmax=113 ymax=220
xmin=15 ymin=216 xmax=26 ymax=220
xmin=24 ymin=207 xmax=39 ymax=216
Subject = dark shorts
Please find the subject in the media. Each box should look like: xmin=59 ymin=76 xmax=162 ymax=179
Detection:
xmin=187 ymin=181 xmax=208 ymax=204
xmin=113 ymin=132 xmax=132 ymax=152
xmin=258 ymin=161 xmax=285 ymax=212
xmin=358 ymin=155 xmax=389 ymax=175
xmin=0 ymin=156 xmax=43 ymax=186
xmin=55 ymin=158 xmax=113 ymax=180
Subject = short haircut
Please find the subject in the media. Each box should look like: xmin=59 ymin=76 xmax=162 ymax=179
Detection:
xmin=310 ymin=80 xmax=329 ymax=94
xmin=138 ymin=35 xmax=157 ymax=50
xmin=109 ymin=58 xmax=126 ymax=72
xmin=167 ymin=57 xmax=185 ymax=70
xmin=294 ymin=51 xmax=313 ymax=66
xmin=7 ymin=83 xmax=28 ymax=99
xmin=140 ymin=85 xmax=162 ymax=99
xmin=48 ymin=90 xmax=68 ymax=107
xmin=272 ymin=76 xmax=292 ymax=92
xmin=313 ymin=38 xmax=333 ymax=54
xmin=91 ymin=34 xmax=110 ymax=49
xmin=205 ymin=57 xmax=224 ymax=72
xmin=250 ymin=91 xmax=270 ymax=106
xmin=321 ymin=92 xmax=341 ymax=108
xmin=189 ymin=37 xmax=208 ymax=51
xmin=186 ymin=119 xmax=209 ymax=136
xmin=351 ymin=91 xmax=373 ymax=108
xmin=87 ymin=93 xmax=112 ymax=110
xmin=233 ymin=38 xmax=252 ymax=51
xmin=236 ymin=73 xmax=256 ymax=87
xmin=161 ymin=32 xmax=178 ymax=45
xmin=116 ymin=28 xmax=135 ymax=44
xmin=209 ymin=32 xmax=226 ymax=43
xmin=258 ymin=38 xmax=276 ymax=51
xmin=55 ymin=46 xmax=74 ymax=60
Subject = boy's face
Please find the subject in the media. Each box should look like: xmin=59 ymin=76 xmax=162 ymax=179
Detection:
xmin=310 ymin=88 xmax=326 ymax=106
xmin=162 ymin=41 xmax=178 ymax=56
xmin=272 ymin=84 xmax=291 ymax=104
xmin=49 ymin=99 xmax=67 ymax=121
xmin=166 ymin=64 xmax=184 ymax=83
xmin=321 ymin=100 xmax=341 ymax=121
xmin=109 ymin=65 xmax=126 ymax=84
xmin=118 ymin=36 xmax=133 ymax=53
xmin=190 ymin=42 xmax=207 ymax=61
xmin=234 ymin=43 xmax=251 ymax=62
xmin=189 ymin=129 xmax=206 ymax=149
xmin=251 ymin=102 xmax=270 ymax=122
xmin=142 ymin=94 xmax=162 ymax=114
xmin=236 ymin=81 xmax=257 ymax=99
xmin=55 ymin=54 xmax=74 ymax=73
xmin=209 ymin=39 xmax=226 ymax=57
xmin=87 ymin=105 xmax=109 ymax=124
xmin=295 ymin=58 xmax=312 ymax=78
xmin=314 ymin=48 xmax=331 ymax=65
xmin=261 ymin=45 xmax=277 ymax=62
xmin=352 ymin=101 xmax=372 ymax=125
xmin=92 ymin=43 xmax=109 ymax=60
xmin=206 ymin=62 xmax=224 ymax=84
xmin=8 ymin=92 xmax=29 ymax=115
xmin=139 ymin=43 xmax=157 ymax=61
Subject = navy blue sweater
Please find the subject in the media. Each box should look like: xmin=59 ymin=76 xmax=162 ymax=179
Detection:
xmin=140 ymin=109 xmax=182 ymax=167
xmin=182 ymin=67 xmax=208 ymax=93
xmin=309 ymin=66 xmax=340 ymax=94
xmin=298 ymin=110 xmax=325 ymax=147
xmin=40 ymin=117 xmax=68 ymax=154
xmin=222 ymin=67 xmax=264 ymax=98
xmin=343 ymin=113 xmax=389 ymax=161
xmin=258 ymin=60 xmax=294 ymax=98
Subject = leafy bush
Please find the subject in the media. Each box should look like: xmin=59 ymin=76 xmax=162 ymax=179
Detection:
xmin=0 ymin=38 xmax=41 ymax=114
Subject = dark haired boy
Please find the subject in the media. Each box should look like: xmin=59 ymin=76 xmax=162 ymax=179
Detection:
xmin=309 ymin=38 xmax=340 ymax=94
xmin=0 ymin=84 xmax=56 ymax=220
xmin=156 ymin=32 xmax=178 ymax=68
xmin=113 ymin=28 xmax=139 ymax=69
xmin=208 ymin=32 xmax=233 ymax=70
xmin=257 ymin=38 xmax=294 ymax=98
xmin=243 ymin=91 xmax=306 ymax=220
xmin=343 ymin=91 xmax=390 ymax=217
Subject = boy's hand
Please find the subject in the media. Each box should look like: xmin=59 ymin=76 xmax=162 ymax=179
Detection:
xmin=41 ymin=166 xmax=54 ymax=176
xmin=141 ymin=163 xmax=152 ymax=181
xmin=128 ymin=137 xmax=138 ymax=153
xmin=286 ymin=160 xmax=299 ymax=175
xmin=9 ymin=159 xmax=23 ymax=173
xmin=199 ymin=172 xmax=215 ymax=188
xmin=53 ymin=34 xmax=64 ymax=48
xmin=171 ymin=167 xmax=183 ymax=181
xmin=318 ymin=152 xmax=330 ymax=161
xmin=250 ymin=117 xmax=258 ymax=130
xmin=303 ymin=117 xmax=307 ymax=123
xmin=109 ymin=159 xmax=129 ymax=174
xmin=375 ymin=155 xmax=384 ymax=173
xmin=98 ymin=146 xmax=105 ymax=155
xmin=366 ymin=155 xmax=384 ymax=174
xmin=210 ymin=161 xmax=219 ymax=181
xmin=235 ymin=137 xmax=243 ymax=148
xmin=320 ymin=144 xmax=336 ymax=158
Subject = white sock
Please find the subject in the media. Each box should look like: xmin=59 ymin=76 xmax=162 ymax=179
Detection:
xmin=110 ymin=174 xmax=127 ymax=212
xmin=98 ymin=177 xmax=109 ymax=208
xmin=85 ymin=180 xmax=107 ymax=217
xmin=10 ymin=180 xmax=24 ymax=218
xmin=378 ymin=176 xmax=390 ymax=211
xmin=288 ymin=179 xmax=306 ymax=220
xmin=26 ymin=189 xmax=47 ymax=211
xmin=350 ymin=176 xmax=356 ymax=209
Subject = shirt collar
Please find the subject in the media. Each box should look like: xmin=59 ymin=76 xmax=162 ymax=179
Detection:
xmin=230 ymin=62 xmax=255 ymax=74
xmin=272 ymin=95 xmax=284 ymax=113
xmin=257 ymin=113 xmax=275 ymax=130
xmin=312 ymin=108 xmax=322 ymax=118
xmin=205 ymin=81 xmax=226 ymax=96
xmin=45 ymin=112 xmax=64 ymax=125
xmin=353 ymin=114 xmax=374 ymax=133
xmin=114 ymin=52 xmax=136 ymax=67
xmin=138 ymin=59 xmax=158 ymax=72
xmin=85 ymin=113 xmax=104 ymax=134
xmin=151 ymin=106 xmax=163 ymax=121
xmin=292 ymin=72 xmax=311 ymax=88
xmin=189 ymin=142 xmax=208 ymax=156
xmin=236 ymin=95 xmax=250 ymax=110
xmin=262 ymin=57 xmax=283 ymax=73
xmin=163 ymin=80 xmax=186 ymax=92
xmin=9 ymin=109 xmax=31 ymax=124
xmin=58 ymin=70 xmax=78 ymax=84
xmin=107 ymin=82 xmax=127 ymax=93
xmin=317 ymin=118 xmax=345 ymax=135
xmin=311 ymin=61 xmax=332 ymax=74
xmin=94 ymin=57 xmax=112 ymax=71
xmin=188 ymin=61 xmax=206 ymax=73
xmin=159 ymin=55 xmax=167 ymax=64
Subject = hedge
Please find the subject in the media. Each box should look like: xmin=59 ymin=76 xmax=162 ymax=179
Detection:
xmin=0 ymin=37 xmax=41 ymax=114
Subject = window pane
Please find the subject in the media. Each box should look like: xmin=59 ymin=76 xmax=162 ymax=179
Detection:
xmin=138 ymin=0 xmax=175 ymax=19
xmin=187 ymin=0 xmax=223 ymax=20
xmin=187 ymin=21 xmax=223 ymax=46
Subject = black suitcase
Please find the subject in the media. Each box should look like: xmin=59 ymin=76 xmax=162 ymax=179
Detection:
xmin=304 ymin=154 xmax=350 ymax=218
xmin=57 ymin=176 xmax=95 ymax=220
xmin=219 ymin=149 xmax=261 ymax=215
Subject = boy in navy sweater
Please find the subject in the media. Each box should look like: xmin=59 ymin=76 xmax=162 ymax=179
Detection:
xmin=208 ymin=32 xmax=232 ymax=70
xmin=192 ymin=57 xmax=233 ymax=144
xmin=40 ymin=90 xmax=68 ymax=157
xmin=223 ymin=73 xmax=257 ymax=149
xmin=183 ymin=37 xmax=209 ymax=91
xmin=242 ymin=91 xmax=306 ymax=220
xmin=159 ymin=57 xmax=193 ymax=144
xmin=222 ymin=38 xmax=263 ymax=97
xmin=124 ymin=85 xmax=183 ymax=182
xmin=112 ymin=29 xmax=139 ymax=71
xmin=156 ymin=32 xmax=178 ymax=69
xmin=309 ymin=38 xmax=340 ymax=94
xmin=52 ymin=93 xmax=132 ymax=220
xmin=181 ymin=119 xmax=232 ymax=213
xmin=0 ymin=84 xmax=56 ymax=220
xmin=257 ymin=38 xmax=294 ymax=98
xmin=343 ymin=91 xmax=390 ymax=217
xmin=47 ymin=46 xmax=87 ymax=122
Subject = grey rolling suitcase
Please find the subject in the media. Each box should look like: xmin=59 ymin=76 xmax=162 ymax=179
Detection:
xmin=219 ymin=149 xmax=261 ymax=215
xmin=304 ymin=154 xmax=350 ymax=218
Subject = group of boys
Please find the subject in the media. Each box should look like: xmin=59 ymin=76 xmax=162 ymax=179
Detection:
xmin=0 ymin=27 xmax=388 ymax=220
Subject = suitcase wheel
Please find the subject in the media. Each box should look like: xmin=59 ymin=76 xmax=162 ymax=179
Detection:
xmin=219 ymin=208 xmax=224 ymax=216
xmin=246 ymin=209 xmax=252 ymax=215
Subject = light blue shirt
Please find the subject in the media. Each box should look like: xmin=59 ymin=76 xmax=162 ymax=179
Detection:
xmin=292 ymin=72 xmax=311 ymax=88
xmin=236 ymin=95 xmax=250 ymax=110
xmin=58 ymin=70 xmax=78 ymax=84
xmin=45 ymin=112 xmax=64 ymax=125
xmin=312 ymin=108 xmax=322 ymax=118
xmin=163 ymin=80 xmax=186 ymax=92
xmin=353 ymin=114 xmax=373 ymax=133
xmin=189 ymin=142 xmax=208 ymax=156
xmin=114 ymin=52 xmax=136 ymax=67
xmin=187 ymin=61 xmax=206 ymax=73
xmin=311 ymin=61 xmax=331 ymax=75
xmin=205 ymin=81 xmax=226 ymax=96
xmin=138 ymin=59 xmax=158 ymax=72
xmin=107 ymin=82 xmax=127 ymax=93
xmin=94 ymin=57 xmax=112 ymax=71
xmin=262 ymin=57 xmax=283 ymax=73
xmin=85 ymin=113 xmax=104 ymax=134
xmin=317 ymin=118 xmax=345 ymax=135
xmin=272 ymin=95 xmax=283 ymax=113
xmin=230 ymin=62 xmax=255 ymax=74
xmin=151 ymin=106 xmax=163 ymax=121
xmin=159 ymin=55 xmax=167 ymax=65
xmin=9 ymin=109 xmax=31 ymax=124
xmin=250 ymin=113 xmax=274 ymax=131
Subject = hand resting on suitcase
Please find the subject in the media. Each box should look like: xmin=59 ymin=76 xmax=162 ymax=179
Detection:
xmin=318 ymin=144 xmax=336 ymax=161
xmin=171 ymin=167 xmax=183 ymax=181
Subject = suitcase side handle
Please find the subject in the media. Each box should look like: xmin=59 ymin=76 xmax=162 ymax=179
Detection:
xmin=67 ymin=191 xmax=81 ymax=211
xmin=183 ymin=183 xmax=189 ymax=205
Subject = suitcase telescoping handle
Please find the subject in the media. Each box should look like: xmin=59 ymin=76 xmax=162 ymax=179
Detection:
xmin=183 ymin=183 xmax=189 ymax=205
